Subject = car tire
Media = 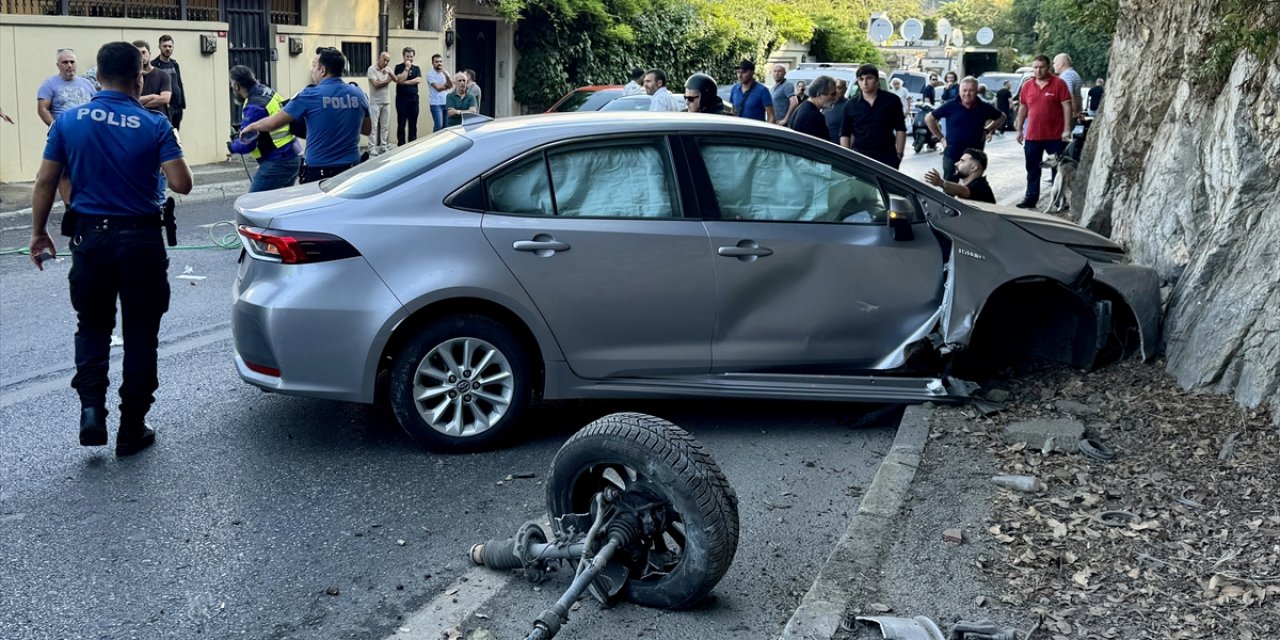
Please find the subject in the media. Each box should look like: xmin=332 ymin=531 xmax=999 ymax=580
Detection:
xmin=389 ymin=313 xmax=532 ymax=452
xmin=546 ymin=413 xmax=740 ymax=609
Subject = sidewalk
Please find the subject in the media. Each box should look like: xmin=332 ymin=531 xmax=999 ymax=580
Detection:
xmin=784 ymin=359 xmax=1278 ymax=640
xmin=0 ymin=159 xmax=254 ymax=220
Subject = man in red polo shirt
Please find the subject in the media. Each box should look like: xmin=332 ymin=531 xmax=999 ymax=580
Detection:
xmin=1013 ymin=55 xmax=1073 ymax=209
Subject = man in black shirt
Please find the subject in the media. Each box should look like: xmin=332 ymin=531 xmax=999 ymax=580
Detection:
xmin=824 ymin=79 xmax=848 ymax=143
xmin=394 ymin=47 xmax=423 ymax=145
xmin=996 ymin=81 xmax=1013 ymax=132
xmin=924 ymin=148 xmax=996 ymax=204
xmin=1087 ymin=78 xmax=1105 ymax=116
xmin=151 ymin=35 xmax=186 ymax=130
xmin=133 ymin=40 xmax=171 ymax=118
xmin=839 ymin=64 xmax=906 ymax=168
xmin=788 ymin=75 xmax=839 ymax=141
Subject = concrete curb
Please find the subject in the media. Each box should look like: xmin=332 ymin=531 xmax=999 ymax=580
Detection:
xmin=0 ymin=181 xmax=250 ymax=223
xmin=778 ymin=404 xmax=934 ymax=640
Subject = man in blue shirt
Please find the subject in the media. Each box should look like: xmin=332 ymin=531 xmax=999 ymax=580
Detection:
xmin=924 ymin=76 xmax=1005 ymax=181
xmin=243 ymin=47 xmax=371 ymax=183
xmin=729 ymin=59 xmax=774 ymax=123
xmin=29 ymin=41 xmax=193 ymax=456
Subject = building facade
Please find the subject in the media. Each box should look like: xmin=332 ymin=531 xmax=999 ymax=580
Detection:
xmin=0 ymin=0 xmax=516 ymax=182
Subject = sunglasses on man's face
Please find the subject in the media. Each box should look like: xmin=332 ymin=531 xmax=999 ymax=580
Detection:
xmin=684 ymin=95 xmax=700 ymax=102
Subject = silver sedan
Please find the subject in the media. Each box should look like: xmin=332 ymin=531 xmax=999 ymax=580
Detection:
xmin=232 ymin=113 xmax=1160 ymax=451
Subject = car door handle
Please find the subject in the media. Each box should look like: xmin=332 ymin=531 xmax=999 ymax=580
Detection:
xmin=717 ymin=244 xmax=773 ymax=258
xmin=513 ymin=239 xmax=570 ymax=253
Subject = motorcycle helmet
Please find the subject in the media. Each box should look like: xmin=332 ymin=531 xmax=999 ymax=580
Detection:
xmin=684 ymin=73 xmax=723 ymax=113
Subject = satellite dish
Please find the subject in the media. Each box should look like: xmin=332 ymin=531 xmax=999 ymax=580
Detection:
xmin=936 ymin=18 xmax=953 ymax=41
xmin=869 ymin=17 xmax=894 ymax=44
xmin=901 ymin=18 xmax=924 ymax=43
xmin=976 ymin=27 xmax=994 ymax=46
xmin=951 ymin=28 xmax=965 ymax=47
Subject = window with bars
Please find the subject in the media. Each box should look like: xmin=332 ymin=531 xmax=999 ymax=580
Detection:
xmin=2 ymin=0 xmax=301 ymax=25
xmin=340 ymin=41 xmax=371 ymax=77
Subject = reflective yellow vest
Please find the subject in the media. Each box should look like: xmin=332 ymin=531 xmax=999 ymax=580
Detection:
xmin=244 ymin=84 xmax=294 ymax=160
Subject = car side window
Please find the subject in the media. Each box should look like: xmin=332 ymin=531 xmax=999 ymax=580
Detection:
xmin=697 ymin=141 xmax=888 ymax=224
xmin=487 ymin=154 xmax=555 ymax=216
xmin=546 ymin=139 xmax=679 ymax=218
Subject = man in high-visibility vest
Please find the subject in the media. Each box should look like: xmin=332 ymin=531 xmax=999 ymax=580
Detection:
xmin=228 ymin=65 xmax=301 ymax=192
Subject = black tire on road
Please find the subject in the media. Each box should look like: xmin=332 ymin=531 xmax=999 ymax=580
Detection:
xmin=546 ymin=412 xmax=739 ymax=609
xmin=389 ymin=313 xmax=532 ymax=452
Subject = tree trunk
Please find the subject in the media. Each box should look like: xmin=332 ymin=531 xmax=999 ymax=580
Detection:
xmin=1075 ymin=0 xmax=1280 ymax=422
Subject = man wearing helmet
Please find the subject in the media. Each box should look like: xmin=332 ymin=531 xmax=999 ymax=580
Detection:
xmin=683 ymin=73 xmax=725 ymax=114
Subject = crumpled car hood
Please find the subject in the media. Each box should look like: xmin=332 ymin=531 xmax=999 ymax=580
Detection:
xmin=970 ymin=202 xmax=1122 ymax=251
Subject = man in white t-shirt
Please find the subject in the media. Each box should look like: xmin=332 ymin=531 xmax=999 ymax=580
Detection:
xmin=644 ymin=69 xmax=681 ymax=112
xmin=366 ymin=51 xmax=393 ymax=155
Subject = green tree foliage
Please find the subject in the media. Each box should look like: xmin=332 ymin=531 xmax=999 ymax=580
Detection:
xmin=1009 ymin=0 xmax=1118 ymax=79
xmin=808 ymin=15 xmax=883 ymax=64
xmin=937 ymin=0 xmax=1016 ymax=47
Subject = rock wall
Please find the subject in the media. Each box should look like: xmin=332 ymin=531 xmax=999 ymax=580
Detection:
xmin=1076 ymin=0 xmax=1280 ymax=421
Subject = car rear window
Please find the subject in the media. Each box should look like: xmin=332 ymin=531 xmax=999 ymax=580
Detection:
xmin=320 ymin=131 xmax=472 ymax=198
xmin=892 ymin=73 xmax=926 ymax=94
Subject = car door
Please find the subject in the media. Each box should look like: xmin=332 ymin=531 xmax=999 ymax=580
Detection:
xmin=480 ymin=136 xmax=716 ymax=379
xmin=687 ymin=135 xmax=946 ymax=373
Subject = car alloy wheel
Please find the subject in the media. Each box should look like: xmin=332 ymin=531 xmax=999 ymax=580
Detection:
xmin=412 ymin=336 xmax=514 ymax=437
xmin=390 ymin=313 xmax=531 ymax=452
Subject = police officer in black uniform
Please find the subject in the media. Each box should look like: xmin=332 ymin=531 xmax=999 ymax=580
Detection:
xmin=29 ymin=41 xmax=193 ymax=456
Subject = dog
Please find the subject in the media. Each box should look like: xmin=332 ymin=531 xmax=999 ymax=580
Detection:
xmin=1041 ymin=152 xmax=1078 ymax=214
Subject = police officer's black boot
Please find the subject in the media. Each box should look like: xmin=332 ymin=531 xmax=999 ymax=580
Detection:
xmin=79 ymin=406 xmax=108 ymax=447
xmin=116 ymin=409 xmax=156 ymax=457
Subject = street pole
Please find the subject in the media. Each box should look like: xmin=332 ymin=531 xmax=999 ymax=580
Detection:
xmin=379 ymin=0 xmax=389 ymax=56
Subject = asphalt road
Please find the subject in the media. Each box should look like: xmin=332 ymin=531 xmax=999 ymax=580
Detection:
xmin=0 ymin=195 xmax=902 ymax=639
xmin=0 ymin=143 xmax=1033 ymax=639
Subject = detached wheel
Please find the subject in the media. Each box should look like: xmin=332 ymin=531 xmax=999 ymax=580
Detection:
xmin=389 ymin=313 xmax=531 ymax=452
xmin=546 ymin=413 xmax=739 ymax=609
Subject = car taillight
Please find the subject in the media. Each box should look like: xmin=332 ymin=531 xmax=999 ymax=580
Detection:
xmin=237 ymin=226 xmax=360 ymax=264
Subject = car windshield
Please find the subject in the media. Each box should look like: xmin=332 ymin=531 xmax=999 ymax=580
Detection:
xmin=320 ymin=131 xmax=472 ymax=198
xmin=892 ymin=73 xmax=926 ymax=94
xmin=554 ymin=89 xmax=621 ymax=112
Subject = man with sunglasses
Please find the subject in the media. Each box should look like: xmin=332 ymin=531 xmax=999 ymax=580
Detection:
xmin=683 ymin=73 xmax=725 ymax=114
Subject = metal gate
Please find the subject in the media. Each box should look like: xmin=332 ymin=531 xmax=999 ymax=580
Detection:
xmin=225 ymin=0 xmax=271 ymax=126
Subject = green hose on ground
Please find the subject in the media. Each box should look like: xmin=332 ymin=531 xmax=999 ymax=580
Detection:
xmin=1 ymin=220 xmax=241 ymax=256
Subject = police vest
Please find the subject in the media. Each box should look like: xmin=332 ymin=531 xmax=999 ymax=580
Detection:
xmin=244 ymin=84 xmax=294 ymax=159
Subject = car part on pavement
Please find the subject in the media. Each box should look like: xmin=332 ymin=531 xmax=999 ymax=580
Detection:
xmin=470 ymin=412 xmax=739 ymax=639
xmin=855 ymin=615 xmax=1028 ymax=640
xmin=1077 ymin=437 xmax=1116 ymax=461
xmin=389 ymin=313 xmax=532 ymax=452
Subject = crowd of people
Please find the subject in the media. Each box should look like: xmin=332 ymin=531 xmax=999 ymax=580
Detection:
xmin=633 ymin=52 xmax=1101 ymax=208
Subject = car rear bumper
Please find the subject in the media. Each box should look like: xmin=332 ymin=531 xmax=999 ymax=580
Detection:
xmin=232 ymin=255 xmax=402 ymax=403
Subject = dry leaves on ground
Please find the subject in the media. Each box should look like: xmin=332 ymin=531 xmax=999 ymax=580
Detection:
xmin=934 ymin=359 xmax=1279 ymax=640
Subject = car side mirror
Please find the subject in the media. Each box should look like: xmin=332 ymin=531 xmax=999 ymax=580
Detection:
xmin=888 ymin=195 xmax=915 ymax=241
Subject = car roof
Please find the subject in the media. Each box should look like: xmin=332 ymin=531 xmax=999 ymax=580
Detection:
xmin=456 ymin=111 xmax=791 ymax=143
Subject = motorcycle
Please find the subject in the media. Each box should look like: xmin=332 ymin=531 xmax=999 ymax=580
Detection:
xmin=911 ymin=103 xmax=939 ymax=154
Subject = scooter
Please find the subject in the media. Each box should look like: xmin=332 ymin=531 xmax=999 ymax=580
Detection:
xmin=911 ymin=103 xmax=939 ymax=154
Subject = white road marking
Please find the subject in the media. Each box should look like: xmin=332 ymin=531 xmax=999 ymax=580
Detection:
xmin=384 ymin=565 xmax=509 ymax=639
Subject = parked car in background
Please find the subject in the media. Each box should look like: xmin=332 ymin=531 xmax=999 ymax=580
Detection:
xmin=976 ymin=72 xmax=1029 ymax=101
xmin=889 ymin=70 xmax=931 ymax=104
xmin=598 ymin=94 xmax=686 ymax=112
xmin=232 ymin=113 xmax=1160 ymax=453
xmin=545 ymin=85 xmax=624 ymax=113
xmin=793 ymin=63 xmax=886 ymax=98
